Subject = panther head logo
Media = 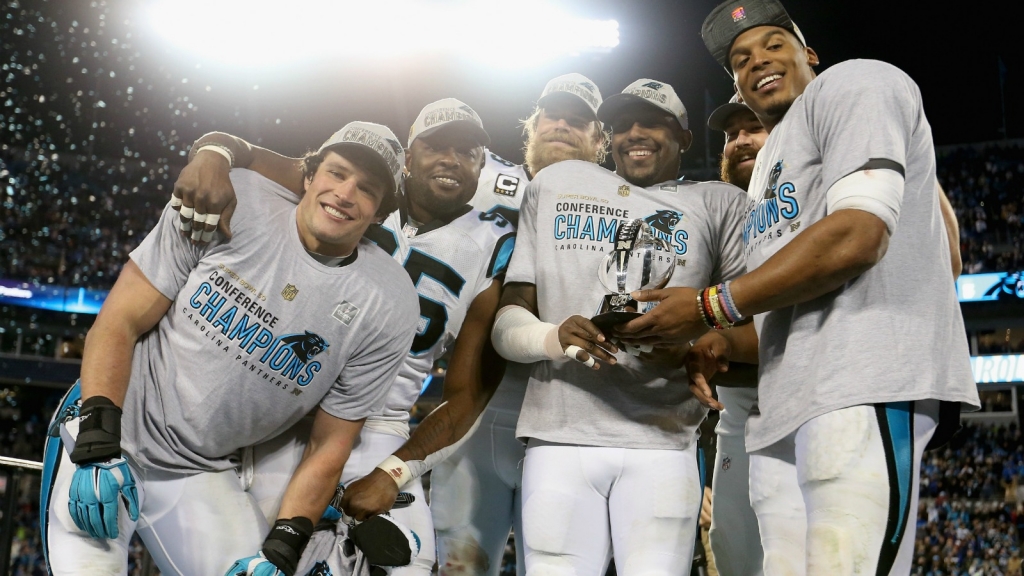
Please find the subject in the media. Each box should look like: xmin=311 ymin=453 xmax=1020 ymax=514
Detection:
xmin=643 ymin=210 xmax=682 ymax=234
xmin=278 ymin=331 xmax=329 ymax=363
xmin=385 ymin=137 xmax=403 ymax=157
xmin=764 ymin=160 xmax=783 ymax=199
xmin=308 ymin=561 xmax=333 ymax=576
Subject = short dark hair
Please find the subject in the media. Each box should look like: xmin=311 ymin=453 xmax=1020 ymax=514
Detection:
xmin=300 ymin=146 xmax=398 ymax=218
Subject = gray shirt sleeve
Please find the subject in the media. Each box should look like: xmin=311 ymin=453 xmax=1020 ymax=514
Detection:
xmin=129 ymin=202 xmax=212 ymax=299
xmin=504 ymin=179 xmax=540 ymax=285
xmin=806 ymin=60 xmax=921 ymax=192
xmin=711 ymin=187 xmax=749 ymax=285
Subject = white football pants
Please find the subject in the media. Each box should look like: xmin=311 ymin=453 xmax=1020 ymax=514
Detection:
xmin=709 ymin=393 xmax=764 ymax=576
xmin=520 ymin=440 xmax=702 ymax=576
xmin=43 ymin=415 xmax=268 ymax=576
xmin=748 ymin=400 xmax=938 ymax=576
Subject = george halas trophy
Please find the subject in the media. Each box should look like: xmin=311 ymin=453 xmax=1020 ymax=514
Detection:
xmin=590 ymin=218 xmax=675 ymax=331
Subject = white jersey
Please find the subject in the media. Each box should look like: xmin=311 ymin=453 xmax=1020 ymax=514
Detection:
xmin=469 ymin=150 xmax=530 ymax=225
xmin=468 ymin=150 xmax=532 ymax=413
xmin=364 ymin=199 xmax=516 ymax=426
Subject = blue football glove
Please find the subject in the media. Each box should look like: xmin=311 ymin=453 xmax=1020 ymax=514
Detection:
xmin=68 ymin=456 xmax=140 ymax=539
xmin=225 ymin=552 xmax=286 ymax=576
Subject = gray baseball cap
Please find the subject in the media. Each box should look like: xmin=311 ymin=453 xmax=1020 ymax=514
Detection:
xmin=707 ymin=94 xmax=753 ymax=131
xmin=537 ymin=73 xmax=603 ymax=120
xmin=319 ymin=121 xmax=405 ymax=195
xmin=407 ymin=98 xmax=490 ymax=148
xmin=597 ymin=78 xmax=689 ymax=131
xmin=701 ymin=0 xmax=807 ymax=72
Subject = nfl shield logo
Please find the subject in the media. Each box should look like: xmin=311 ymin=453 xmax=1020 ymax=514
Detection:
xmin=281 ymin=284 xmax=299 ymax=301
xmin=731 ymin=7 xmax=746 ymax=21
xmin=618 ymin=185 xmax=630 ymax=197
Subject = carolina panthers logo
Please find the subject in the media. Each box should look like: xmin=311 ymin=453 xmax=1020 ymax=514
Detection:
xmin=385 ymin=137 xmax=403 ymax=157
xmin=278 ymin=331 xmax=329 ymax=363
xmin=642 ymin=81 xmax=664 ymax=90
xmin=643 ymin=210 xmax=682 ymax=234
xmin=764 ymin=160 xmax=783 ymax=199
xmin=984 ymin=272 xmax=1024 ymax=300
xmin=579 ymin=81 xmax=597 ymax=92
xmin=490 ymin=152 xmax=516 ymax=168
xmin=308 ymin=561 xmax=333 ymax=576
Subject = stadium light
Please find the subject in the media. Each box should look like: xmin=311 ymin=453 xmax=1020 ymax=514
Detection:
xmin=147 ymin=0 xmax=619 ymax=69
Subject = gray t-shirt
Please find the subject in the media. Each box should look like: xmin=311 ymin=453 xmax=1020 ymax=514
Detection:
xmin=505 ymin=160 xmax=748 ymax=449
xmin=121 ymin=169 xmax=419 ymax=472
xmin=742 ymin=60 xmax=980 ymax=452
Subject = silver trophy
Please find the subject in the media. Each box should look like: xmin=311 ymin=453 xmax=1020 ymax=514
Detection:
xmin=591 ymin=218 xmax=676 ymax=331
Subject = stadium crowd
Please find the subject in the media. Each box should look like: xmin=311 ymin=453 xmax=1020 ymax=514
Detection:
xmin=939 ymin=144 xmax=1024 ymax=275
xmin=5 ymin=143 xmax=1024 ymax=293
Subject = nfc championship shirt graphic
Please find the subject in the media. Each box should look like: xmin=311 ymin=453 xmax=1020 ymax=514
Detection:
xmin=180 ymin=264 xmax=333 ymax=395
xmin=552 ymin=193 xmax=690 ymax=260
xmin=743 ymin=159 xmax=803 ymax=257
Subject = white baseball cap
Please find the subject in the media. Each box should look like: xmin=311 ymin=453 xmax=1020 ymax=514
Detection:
xmin=407 ymin=98 xmax=490 ymax=148
xmin=319 ymin=121 xmax=405 ymax=195
xmin=597 ymin=79 xmax=689 ymax=131
xmin=537 ymin=73 xmax=603 ymax=120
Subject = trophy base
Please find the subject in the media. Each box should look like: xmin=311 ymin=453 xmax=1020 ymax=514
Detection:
xmin=590 ymin=310 xmax=643 ymax=331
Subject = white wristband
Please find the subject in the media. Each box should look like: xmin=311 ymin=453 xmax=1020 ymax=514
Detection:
xmin=195 ymin=144 xmax=234 ymax=168
xmin=376 ymin=455 xmax=412 ymax=489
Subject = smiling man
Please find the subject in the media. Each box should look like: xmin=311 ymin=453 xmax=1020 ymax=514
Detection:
xmin=489 ymin=79 xmax=748 ymax=574
xmin=167 ymin=99 xmax=517 ymax=575
xmin=40 ymin=122 xmax=419 ymax=576
xmin=613 ymin=0 xmax=979 ymax=574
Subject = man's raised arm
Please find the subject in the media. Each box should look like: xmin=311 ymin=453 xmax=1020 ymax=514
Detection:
xmin=341 ymin=278 xmax=507 ymax=519
xmin=173 ymin=132 xmax=305 ymax=241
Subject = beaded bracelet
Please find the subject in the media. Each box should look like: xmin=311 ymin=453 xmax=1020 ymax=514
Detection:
xmin=698 ymin=282 xmax=746 ymax=330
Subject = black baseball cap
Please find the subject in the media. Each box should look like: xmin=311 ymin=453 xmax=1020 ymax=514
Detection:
xmin=707 ymin=94 xmax=752 ymax=132
xmin=701 ymin=0 xmax=807 ymax=72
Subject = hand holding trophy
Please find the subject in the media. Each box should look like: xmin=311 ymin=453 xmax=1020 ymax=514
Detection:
xmin=591 ymin=218 xmax=676 ymax=332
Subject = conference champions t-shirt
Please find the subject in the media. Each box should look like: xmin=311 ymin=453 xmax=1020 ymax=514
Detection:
xmin=742 ymin=60 xmax=980 ymax=452
xmin=506 ymin=160 xmax=747 ymax=449
xmin=121 ymin=169 xmax=419 ymax=473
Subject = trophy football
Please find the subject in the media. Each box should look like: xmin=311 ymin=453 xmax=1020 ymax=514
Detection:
xmin=590 ymin=218 xmax=676 ymax=331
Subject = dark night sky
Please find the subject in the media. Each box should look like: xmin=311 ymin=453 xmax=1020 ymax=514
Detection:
xmin=4 ymin=0 xmax=1024 ymax=174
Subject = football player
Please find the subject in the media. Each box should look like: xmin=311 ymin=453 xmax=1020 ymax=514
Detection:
xmin=40 ymin=123 xmax=419 ymax=576
xmin=171 ymin=98 xmax=514 ymax=574
xmin=490 ymin=79 xmax=748 ymax=574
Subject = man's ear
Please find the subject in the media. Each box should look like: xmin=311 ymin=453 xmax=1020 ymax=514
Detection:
xmin=732 ymin=84 xmax=744 ymax=104
xmin=404 ymin=147 xmax=413 ymax=173
xmin=678 ymin=129 xmax=694 ymax=153
xmin=805 ymin=47 xmax=819 ymax=67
